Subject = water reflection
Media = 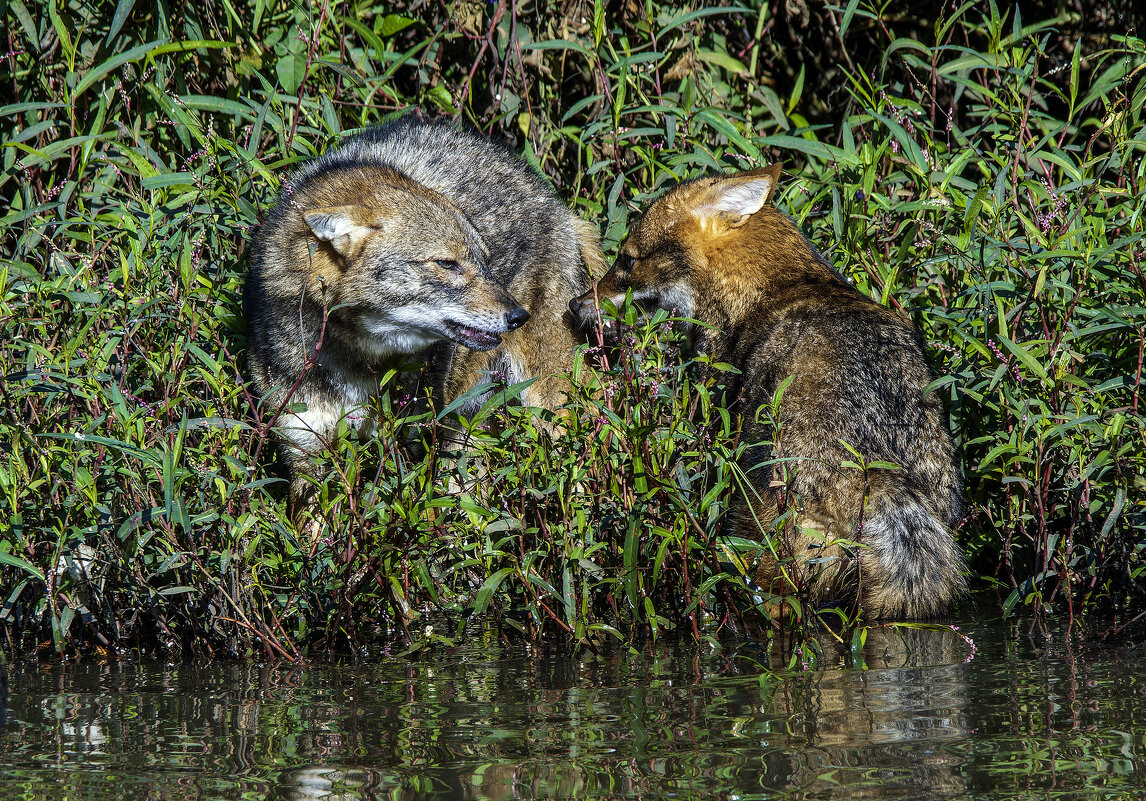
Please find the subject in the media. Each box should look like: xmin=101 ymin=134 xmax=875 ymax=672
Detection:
xmin=0 ymin=657 xmax=7 ymax=725
xmin=0 ymin=615 xmax=1143 ymax=800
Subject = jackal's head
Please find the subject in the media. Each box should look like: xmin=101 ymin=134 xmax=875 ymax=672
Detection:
xmin=302 ymin=182 xmax=527 ymax=356
xmin=569 ymin=164 xmax=782 ymax=327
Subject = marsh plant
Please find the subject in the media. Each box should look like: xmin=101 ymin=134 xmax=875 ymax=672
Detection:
xmin=1 ymin=0 xmax=1143 ymax=656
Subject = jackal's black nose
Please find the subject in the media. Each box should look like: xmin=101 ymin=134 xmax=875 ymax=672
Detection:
xmin=506 ymin=307 xmax=530 ymax=330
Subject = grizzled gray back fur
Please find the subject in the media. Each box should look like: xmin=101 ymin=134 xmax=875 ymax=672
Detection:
xmin=281 ymin=116 xmax=587 ymax=293
xmin=245 ymin=114 xmax=602 ymax=517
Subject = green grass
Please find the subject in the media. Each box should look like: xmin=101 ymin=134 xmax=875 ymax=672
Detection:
xmin=2 ymin=0 xmax=1143 ymax=658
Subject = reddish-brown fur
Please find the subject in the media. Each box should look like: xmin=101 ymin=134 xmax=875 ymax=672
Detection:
xmin=571 ymin=166 xmax=965 ymax=619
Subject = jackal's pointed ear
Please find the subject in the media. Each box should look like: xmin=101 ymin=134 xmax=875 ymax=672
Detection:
xmin=694 ymin=164 xmax=782 ymax=229
xmin=304 ymin=206 xmax=373 ymax=258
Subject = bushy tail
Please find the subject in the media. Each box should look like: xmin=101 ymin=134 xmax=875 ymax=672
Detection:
xmin=859 ymin=482 xmax=967 ymax=618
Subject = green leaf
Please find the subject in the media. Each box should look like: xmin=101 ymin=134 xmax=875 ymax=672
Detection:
xmin=996 ymin=334 xmax=1050 ymax=381
xmin=1098 ymin=488 xmax=1125 ymax=540
xmin=378 ymin=14 xmax=415 ymax=37
xmin=964 ymin=184 xmax=988 ymax=234
xmin=661 ymin=5 xmax=752 ymax=32
xmin=693 ymin=110 xmax=761 ymax=161
xmin=74 ymin=40 xmax=164 ymax=99
xmin=757 ymin=134 xmax=844 ymax=163
xmin=341 ymin=15 xmax=387 ymax=62
xmin=838 ymin=439 xmax=864 ymax=463
xmin=850 ymin=625 xmax=868 ymax=666
xmin=0 ymin=551 xmax=45 ymax=582
xmin=978 ymin=442 xmax=1017 ymax=471
xmin=47 ymin=0 xmax=75 ymax=62
xmin=881 ymin=37 xmax=931 ymax=69
xmin=525 ymin=39 xmax=594 ymax=59
xmin=696 ymin=49 xmax=749 ymax=76
xmin=871 ymin=111 xmax=928 ymax=173
xmin=8 ymin=0 xmax=37 ymax=46
xmin=425 ymin=85 xmax=457 ymax=114
xmin=788 ymin=64 xmax=805 ymax=112
xmin=39 ymin=431 xmax=162 ymax=466
xmin=107 ymin=0 xmax=137 ymax=42
xmin=840 ymin=0 xmax=860 ymax=37
xmin=473 ymin=568 xmax=515 ymax=614
xmin=276 ymin=52 xmax=304 ymax=95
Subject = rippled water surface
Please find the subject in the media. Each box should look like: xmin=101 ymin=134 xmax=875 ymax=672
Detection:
xmin=1 ymin=613 xmax=1143 ymax=799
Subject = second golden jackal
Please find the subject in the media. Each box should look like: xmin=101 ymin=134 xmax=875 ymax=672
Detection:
xmin=245 ymin=115 xmax=603 ymax=513
xmin=570 ymin=165 xmax=965 ymax=618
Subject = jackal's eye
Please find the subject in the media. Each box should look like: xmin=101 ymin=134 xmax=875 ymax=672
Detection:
xmin=437 ymin=259 xmax=463 ymax=274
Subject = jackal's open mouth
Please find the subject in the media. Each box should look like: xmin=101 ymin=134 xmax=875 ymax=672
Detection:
xmin=445 ymin=320 xmax=502 ymax=351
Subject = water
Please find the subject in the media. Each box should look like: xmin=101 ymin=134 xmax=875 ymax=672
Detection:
xmin=1 ymin=613 xmax=1143 ymax=800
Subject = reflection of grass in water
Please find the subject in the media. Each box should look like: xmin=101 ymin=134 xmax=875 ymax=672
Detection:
xmin=1 ymin=1 xmax=1143 ymax=656
xmin=3 ymin=617 xmax=1142 ymax=799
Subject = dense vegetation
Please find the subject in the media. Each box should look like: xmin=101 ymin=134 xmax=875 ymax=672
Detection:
xmin=2 ymin=0 xmax=1143 ymax=659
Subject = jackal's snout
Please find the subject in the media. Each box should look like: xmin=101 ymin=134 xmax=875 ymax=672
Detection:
xmin=506 ymin=306 xmax=530 ymax=330
xmin=567 ymin=292 xmax=592 ymax=318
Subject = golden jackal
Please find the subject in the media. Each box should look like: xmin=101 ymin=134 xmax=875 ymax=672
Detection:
xmin=245 ymin=115 xmax=603 ymax=514
xmin=570 ymin=165 xmax=965 ymax=618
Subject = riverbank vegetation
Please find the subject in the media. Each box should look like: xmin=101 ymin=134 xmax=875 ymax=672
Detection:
xmin=2 ymin=0 xmax=1143 ymax=659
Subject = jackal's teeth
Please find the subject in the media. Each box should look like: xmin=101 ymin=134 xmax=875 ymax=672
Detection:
xmin=444 ymin=319 xmax=502 ymax=351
